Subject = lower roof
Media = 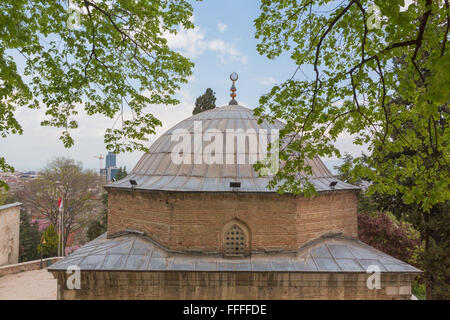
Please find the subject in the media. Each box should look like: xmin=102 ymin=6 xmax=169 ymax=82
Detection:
xmin=48 ymin=233 xmax=420 ymax=274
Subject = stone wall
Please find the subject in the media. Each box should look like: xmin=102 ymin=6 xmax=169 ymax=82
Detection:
xmin=0 ymin=257 xmax=61 ymax=277
xmin=51 ymin=271 xmax=416 ymax=300
xmin=106 ymin=189 xmax=358 ymax=253
xmin=0 ymin=202 xmax=21 ymax=266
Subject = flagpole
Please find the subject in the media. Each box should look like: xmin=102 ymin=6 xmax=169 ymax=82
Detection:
xmin=61 ymin=192 xmax=64 ymax=257
xmin=57 ymin=196 xmax=61 ymax=257
xmin=58 ymin=194 xmax=64 ymax=257
xmin=60 ymin=206 xmax=63 ymax=256
xmin=61 ymin=200 xmax=64 ymax=257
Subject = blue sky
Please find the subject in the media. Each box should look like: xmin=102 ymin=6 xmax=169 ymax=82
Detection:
xmin=0 ymin=0 xmax=364 ymax=173
xmin=174 ymin=1 xmax=294 ymax=107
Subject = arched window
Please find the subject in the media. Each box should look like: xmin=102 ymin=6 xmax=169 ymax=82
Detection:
xmin=224 ymin=224 xmax=246 ymax=256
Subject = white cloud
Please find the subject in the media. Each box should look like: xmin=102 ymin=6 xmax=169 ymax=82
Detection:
xmin=165 ymin=24 xmax=247 ymax=65
xmin=322 ymin=132 xmax=368 ymax=174
xmin=207 ymin=39 xmax=247 ymax=65
xmin=217 ymin=21 xmax=227 ymax=33
xmin=258 ymin=77 xmax=277 ymax=87
xmin=0 ymin=89 xmax=196 ymax=172
xmin=400 ymin=0 xmax=415 ymax=12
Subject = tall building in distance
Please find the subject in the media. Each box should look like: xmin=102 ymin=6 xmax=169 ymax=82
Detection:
xmin=105 ymin=152 xmax=116 ymax=168
xmin=100 ymin=152 xmax=120 ymax=182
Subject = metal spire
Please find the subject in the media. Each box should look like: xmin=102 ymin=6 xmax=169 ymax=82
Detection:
xmin=229 ymin=72 xmax=238 ymax=105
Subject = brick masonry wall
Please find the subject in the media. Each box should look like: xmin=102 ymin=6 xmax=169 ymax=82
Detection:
xmin=297 ymin=191 xmax=358 ymax=246
xmin=51 ymin=271 xmax=415 ymax=300
xmin=106 ymin=189 xmax=358 ymax=253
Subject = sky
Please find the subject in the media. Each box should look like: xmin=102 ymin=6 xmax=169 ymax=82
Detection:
xmin=0 ymin=0 xmax=365 ymax=173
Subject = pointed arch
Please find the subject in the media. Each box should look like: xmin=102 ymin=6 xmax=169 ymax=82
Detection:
xmin=221 ymin=219 xmax=250 ymax=256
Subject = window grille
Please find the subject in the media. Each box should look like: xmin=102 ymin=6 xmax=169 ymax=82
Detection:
xmin=224 ymin=224 xmax=246 ymax=256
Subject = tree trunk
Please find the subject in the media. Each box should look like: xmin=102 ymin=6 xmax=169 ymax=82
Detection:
xmin=424 ymin=220 xmax=433 ymax=300
xmin=426 ymin=275 xmax=433 ymax=300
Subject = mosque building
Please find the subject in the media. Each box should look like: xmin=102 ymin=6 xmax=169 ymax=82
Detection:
xmin=49 ymin=74 xmax=420 ymax=300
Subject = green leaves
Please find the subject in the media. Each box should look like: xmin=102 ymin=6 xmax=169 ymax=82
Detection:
xmin=0 ymin=157 xmax=14 ymax=190
xmin=37 ymin=224 xmax=59 ymax=257
xmin=0 ymin=0 xmax=195 ymax=188
xmin=254 ymin=0 xmax=449 ymax=212
xmin=193 ymin=88 xmax=216 ymax=115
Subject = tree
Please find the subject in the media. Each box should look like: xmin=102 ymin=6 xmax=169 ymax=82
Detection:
xmin=0 ymin=189 xmax=14 ymax=206
xmin=115 ymin=166 xmax=128 ymax=181
xmin=335 ymin=146 xmax=449 ymax=299
xmin=0 ymin=0 xmax=195 ymax=188
xmin=334 ymin=155 xmax=427 ymax=298
xmin=334 ymin=153 xmax=379 ymax=213
xmin=87 ymin=166 xmax=126 ymax=241
xmin=37 ymin=224 xmax=59 ymax=257
xmin=86 ymin=193 xmax=108 ymax=241
xmin=334 ymin=153 xmax=357 ymax=184
xmin=254 ymin=1 xmax=449 ymax=299
xmin=193 ymin=88 xmax=217 ymax=115
xmin=352 ymin=64 xmax=449 ymax=299
xmin=17 ymin=157 xmax=101 ymax=251
xmin=358 ymin=211 xmax=427 ymax=299
xmin=19 ymin=208 xmax=42 ymax=262
xmin=358 ymin=211 xmax=421 ymax=264
xmin=334 ymin=154 xmax=422 ymax=264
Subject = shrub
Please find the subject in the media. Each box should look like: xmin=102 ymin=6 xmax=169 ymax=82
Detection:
xmin=358 ymin=211 xmax=421 ymax=264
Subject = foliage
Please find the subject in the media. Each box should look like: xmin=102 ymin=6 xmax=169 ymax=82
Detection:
xmin=0 ymin=0 xmax=195 ymax=188
xmin=358 ymin=211 xmax=421 ymax=264
xmin=0 ymin=159 xmax=14 ymax=190
xmin=417 ymin=201 xmax=450 ymax=300
xmin=356 ymin=192 xmax=380 ymax=213
xmin=0 ymin=189 xmax=15 ymax=206
xmin=254 ymin=0 xmax=449 ymax=204
xmin=254 ymin=1 xmax=449 ymax=298
xmin=334 ymin=153 xmax=390 ymax=213
xmin=19 ymin=208 xmax=41 ymax=262
xmin=335 ymin=158 xmax=422 ymax=265
xmin=16 ymin=157 xmax=101 ymax=250
xmin=335 ymin=153 xmax=422 ymax=264
xmin=193 ymin=88 xmax=217 ymax=115
xmin=86 ymin=219 xmax=105 ymax=242
xmin=115 ymin=166 xmax=128 ymax=181
xmin=37 ymin=224 xmax=59 ymax=257
xmin=334 ymin=150 xmax=449 ymax=299
xmin=333 ymin=153 xmax=356 ymax=185
xmin=86 ymin=193 xmax=108 ymax=241
xmin=412 ymin=282 xmax=426 ymax=300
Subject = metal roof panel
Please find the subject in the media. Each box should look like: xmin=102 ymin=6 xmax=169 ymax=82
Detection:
xmin=107 ymin=105 xmax=359 ymax=193
xmin=49 ymin=234 xmax=420 ymax=274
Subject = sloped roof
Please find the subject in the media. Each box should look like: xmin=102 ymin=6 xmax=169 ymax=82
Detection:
xmin=48 ymin=233 xmax=420 ymax=273
xmin=106 ymin=104 xmax=358 ymax=193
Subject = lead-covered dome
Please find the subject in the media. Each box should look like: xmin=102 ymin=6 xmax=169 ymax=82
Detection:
xmin=108 ymin=104 xmax=357 ymax=192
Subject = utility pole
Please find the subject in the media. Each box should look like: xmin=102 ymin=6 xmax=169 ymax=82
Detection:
xmin=94 ymin=154 xmax=105 ymax=183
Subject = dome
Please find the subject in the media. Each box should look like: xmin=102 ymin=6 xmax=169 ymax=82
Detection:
xmin=108 ymin=104 xmax=357 ymax=192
